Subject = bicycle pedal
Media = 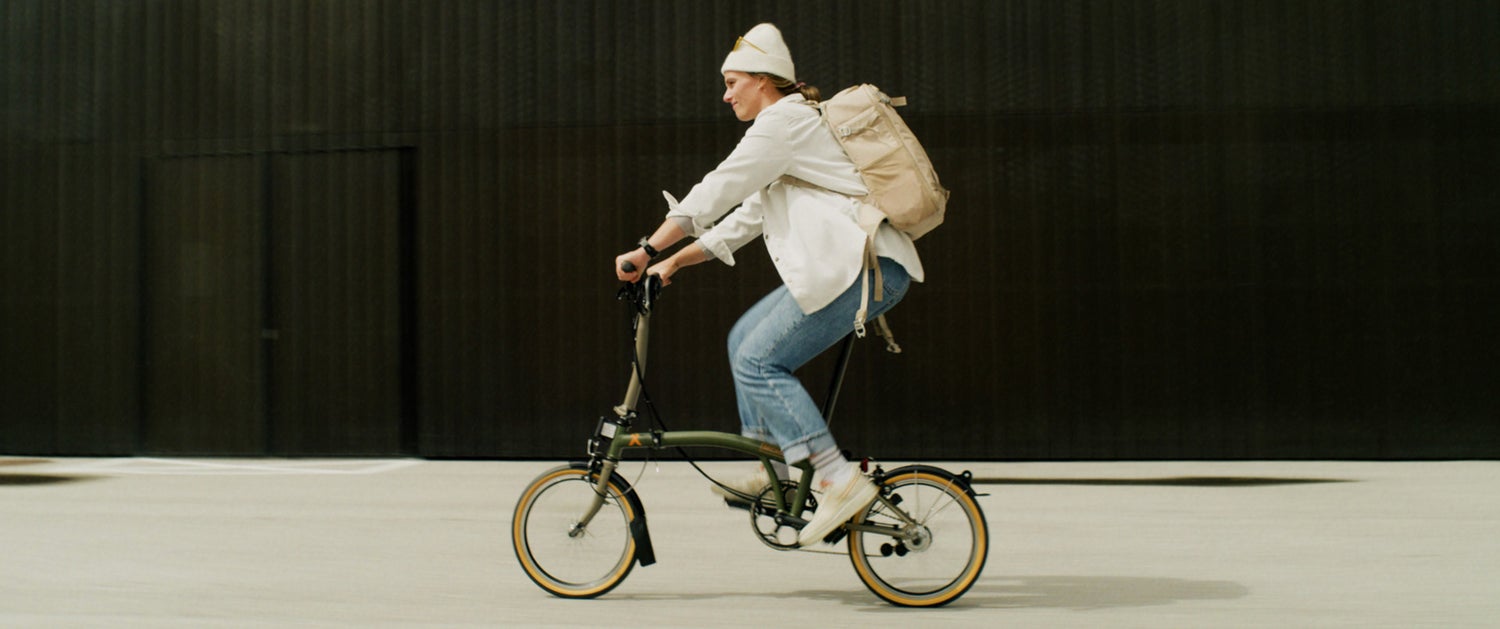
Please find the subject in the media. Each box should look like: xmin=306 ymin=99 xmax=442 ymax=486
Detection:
xmin=822 ymin=527 xmax=850 ymax=545
xmin=722 ymin=497 xmax=754 ymax=511
xmin=775 ymin=513 xmax=808 ymax=530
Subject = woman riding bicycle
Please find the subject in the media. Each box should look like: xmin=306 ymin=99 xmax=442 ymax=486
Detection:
xmin=614 ymin=23 xmax=924 ymax=547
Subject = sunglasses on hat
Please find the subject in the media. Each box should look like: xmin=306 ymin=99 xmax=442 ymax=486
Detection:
xmin=733 ymin=36 xmax=767 ymax=54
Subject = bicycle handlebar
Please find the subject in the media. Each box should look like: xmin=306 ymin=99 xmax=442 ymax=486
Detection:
xmin=617 ymin=261 xmax=662 ymax=312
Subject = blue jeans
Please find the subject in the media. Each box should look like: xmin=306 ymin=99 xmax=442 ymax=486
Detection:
xmin=727 ymin=257 xmax=911 ymax=465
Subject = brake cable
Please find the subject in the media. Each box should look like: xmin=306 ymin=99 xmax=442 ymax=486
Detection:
xmin=618 ymin=279 xmax=763 ymax=503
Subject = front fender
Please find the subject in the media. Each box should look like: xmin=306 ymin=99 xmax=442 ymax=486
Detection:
xmin=569 ymin=461 xmax=656 ymax=567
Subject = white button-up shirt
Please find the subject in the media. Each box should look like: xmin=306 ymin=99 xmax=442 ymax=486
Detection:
xmin=666 ymin=94 xmax=924 ymax=314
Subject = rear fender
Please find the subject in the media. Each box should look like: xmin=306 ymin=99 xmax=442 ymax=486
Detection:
xmin=877 ymin=464 xmax=980 ymax=498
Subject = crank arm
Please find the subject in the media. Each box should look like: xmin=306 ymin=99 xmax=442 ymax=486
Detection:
xmin=843 ymin=521 xmax=905 ymax=536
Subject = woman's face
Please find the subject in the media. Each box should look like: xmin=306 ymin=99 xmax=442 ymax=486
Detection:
xmin=722 ymin=71 xmax=770 ymax=121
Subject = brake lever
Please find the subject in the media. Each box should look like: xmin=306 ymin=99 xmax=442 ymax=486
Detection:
xmin=617 ymin=261 xmax=662 ymax=314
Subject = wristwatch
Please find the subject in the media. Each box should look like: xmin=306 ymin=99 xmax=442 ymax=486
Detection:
xmin=637 ymin=237 xmax=660 ymax=259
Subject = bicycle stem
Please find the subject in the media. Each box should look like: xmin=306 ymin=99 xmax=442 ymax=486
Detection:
xmin=613 ymin=306 xmax=651 ymax=419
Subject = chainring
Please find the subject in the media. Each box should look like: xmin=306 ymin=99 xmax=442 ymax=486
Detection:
xmin=749 ymin=480 xmax=818 ymax=551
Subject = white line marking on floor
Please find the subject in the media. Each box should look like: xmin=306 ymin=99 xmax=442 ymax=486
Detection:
xmin=42 ymin=458 xmax=424 ymax=476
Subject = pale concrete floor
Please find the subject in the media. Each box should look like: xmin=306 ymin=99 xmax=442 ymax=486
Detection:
xmin=2 ymin=456 xmax=1497 ymax=628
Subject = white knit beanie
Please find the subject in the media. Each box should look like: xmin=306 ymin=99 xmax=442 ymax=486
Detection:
xmin=721 ymin=23 xmax=796 ymax=82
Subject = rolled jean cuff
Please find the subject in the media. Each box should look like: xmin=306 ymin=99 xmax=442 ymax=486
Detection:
xmin=779 ymin=429 xmax=835 ymax=466
xmin=741 ymin=427 xmax=774 ymax=443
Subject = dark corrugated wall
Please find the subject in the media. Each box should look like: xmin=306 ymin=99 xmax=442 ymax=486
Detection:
xmin=1 ymin=1 xmax=1498 ymax=459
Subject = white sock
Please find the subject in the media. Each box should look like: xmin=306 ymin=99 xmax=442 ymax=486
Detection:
xmin=809 ymin=447 xmax=852 ymax=487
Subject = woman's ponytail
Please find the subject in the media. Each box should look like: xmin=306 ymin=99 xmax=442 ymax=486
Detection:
xmin=760 ymin=73 xmax=822 ymax=103
xmin=792 ymin=81 xmax=822 ymax=103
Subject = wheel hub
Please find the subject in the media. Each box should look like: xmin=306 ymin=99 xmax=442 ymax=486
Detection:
xmin=904 ymin=525 xmax=933 ymax=552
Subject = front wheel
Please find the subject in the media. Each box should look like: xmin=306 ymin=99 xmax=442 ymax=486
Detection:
xmin=513 ymin=464 xmax=638 ymax=598
xmin=847 ymin=466 xmax=989 ymax=607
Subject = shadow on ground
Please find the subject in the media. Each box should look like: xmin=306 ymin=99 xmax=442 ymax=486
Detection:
xmin=0 ymin=459 xmax=98 ymax=486
xmin=0 ymin=473 xmax=99 ymax=486
xmin=612 ymin=574 xmax=1248 ymax=610
xmin=929 ymin=575 xmax=1250 ymax=611
xmin=971 ymin=476 xmax=1349 ymax=487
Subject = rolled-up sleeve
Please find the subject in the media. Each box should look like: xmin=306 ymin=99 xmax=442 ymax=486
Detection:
xmin=695 ymin=193 xmax=766 ymax=266
xmin=664 ymin=113 xmax=792 ymax=239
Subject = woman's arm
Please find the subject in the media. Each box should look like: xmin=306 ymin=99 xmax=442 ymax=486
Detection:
xmin=615 ymin=219 xmax=688 ymax=282
xmin=645 ymin=242 xmax=711 ymax=286
xmin=666 ymin=114 xmax=791 ymax=235
xmin=617 ymin=109 xmax=791 ymax=282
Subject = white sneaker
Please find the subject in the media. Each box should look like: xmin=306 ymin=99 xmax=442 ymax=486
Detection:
xmin=797 ymin=463 xmax=879 ymax=546
xmin=710 ymin=466 xmax=774 ymax=502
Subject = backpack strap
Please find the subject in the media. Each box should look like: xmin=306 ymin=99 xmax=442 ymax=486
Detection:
xmin=853 ymin=237 xmax=881 ymax=338
xmin=873 ymin=314 xmax=902 ymax=354
xmin=851 ymin=238 xmax=902 ymax=353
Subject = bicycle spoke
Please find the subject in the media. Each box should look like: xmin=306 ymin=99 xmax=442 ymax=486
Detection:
xmin=919 ymin=491 xmax=960 ymax=525
xmin=514 ymin=466 xmax=638 ymax=598
xmin=847 ymin=471 xmax=988 ymax=607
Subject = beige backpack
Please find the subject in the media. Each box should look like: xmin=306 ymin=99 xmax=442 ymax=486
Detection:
xmin=817 ymin=84 xmax=949 ymax=240
xmin=816 ymin=84 xmax=949 ymax=349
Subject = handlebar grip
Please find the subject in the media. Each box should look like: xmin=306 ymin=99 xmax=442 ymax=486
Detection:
xmin=620 ymin=260 xmax=637 ymax=274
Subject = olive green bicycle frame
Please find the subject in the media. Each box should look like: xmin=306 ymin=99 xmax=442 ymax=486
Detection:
xmin=585 ymin=427 xmax=916 ymax=543
xmin=575 ymin=278 xmax=917 ymax=541
xmin=578 ymin=286 xmax=821 ymax=530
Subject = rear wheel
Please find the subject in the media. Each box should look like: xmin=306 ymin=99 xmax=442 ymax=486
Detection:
xmin=513 ymin=465 xmax=637 ymax=598
xmin=847 ymin=467 xmax=988 ymax=607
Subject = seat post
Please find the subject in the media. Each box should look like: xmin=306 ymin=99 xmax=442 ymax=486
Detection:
xmin=820 ymin=332 xmax=858 ymax=424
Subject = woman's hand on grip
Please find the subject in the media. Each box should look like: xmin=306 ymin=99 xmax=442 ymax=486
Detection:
xmin=646 ymin=259 xmax=679 ymax=286
xmin=616 ymin=249 xmax=650 ymax=282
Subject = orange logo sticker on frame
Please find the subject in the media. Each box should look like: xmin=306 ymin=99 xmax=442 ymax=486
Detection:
xmin=628 ymin=433 xmax=643 ymax=447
